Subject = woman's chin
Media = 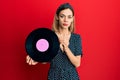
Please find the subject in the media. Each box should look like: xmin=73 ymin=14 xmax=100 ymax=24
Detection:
xmin=61 ymin=26 xmax=69 ymax=29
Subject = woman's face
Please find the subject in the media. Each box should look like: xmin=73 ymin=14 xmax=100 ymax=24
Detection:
xmin=57 ymin=8 xmax=73 ymax=30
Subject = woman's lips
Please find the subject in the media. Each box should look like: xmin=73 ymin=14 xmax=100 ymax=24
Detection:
xmin=63 ymin=23 xmax=68 ymax=26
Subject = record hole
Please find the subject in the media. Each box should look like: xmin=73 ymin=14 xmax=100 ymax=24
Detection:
xmin=36 ymin=39 xmax=49 ymax=52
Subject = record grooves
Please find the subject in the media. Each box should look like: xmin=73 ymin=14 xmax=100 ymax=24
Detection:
xmin=25 ymin=28 xmax=59 ymax=62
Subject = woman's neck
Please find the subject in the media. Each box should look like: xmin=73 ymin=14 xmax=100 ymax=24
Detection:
xmin=58 ymin=28 xmax=70 ymax=36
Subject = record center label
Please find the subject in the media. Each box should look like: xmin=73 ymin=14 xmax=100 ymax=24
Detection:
xmin=36 ymin=39 xmax=49 ymax=52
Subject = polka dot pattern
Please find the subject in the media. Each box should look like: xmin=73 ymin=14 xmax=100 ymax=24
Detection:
xmin=48 ymin=33 xmax=82 ymax=80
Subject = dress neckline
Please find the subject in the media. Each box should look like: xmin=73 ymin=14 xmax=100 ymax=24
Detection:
xmin=55 ymin=32 xmax=73 ymax=47
xmin=68 ymin=33 xmax=73 ymax=48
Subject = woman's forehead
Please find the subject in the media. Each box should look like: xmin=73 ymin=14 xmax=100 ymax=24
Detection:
xmin=59 ymin=9 xmax=73 ymax=16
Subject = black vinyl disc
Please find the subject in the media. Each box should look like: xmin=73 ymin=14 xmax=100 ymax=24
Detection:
xmin=25 ymin=28 xmax=60 ymax=62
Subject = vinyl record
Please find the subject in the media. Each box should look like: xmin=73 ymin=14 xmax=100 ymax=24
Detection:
xmin=25 ymin=28 xmax=60 ymax=62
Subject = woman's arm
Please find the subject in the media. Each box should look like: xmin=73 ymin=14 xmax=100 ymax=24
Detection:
xmin=62 ymin=43 xmax=81 ymax=68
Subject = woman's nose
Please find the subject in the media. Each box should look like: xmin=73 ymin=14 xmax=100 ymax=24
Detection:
xmin=64 ymin=17 xmax=68 ymax=22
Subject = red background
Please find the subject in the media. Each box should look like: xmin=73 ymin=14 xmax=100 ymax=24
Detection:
xmin=0 ymin=0 xmax=120 ymax=80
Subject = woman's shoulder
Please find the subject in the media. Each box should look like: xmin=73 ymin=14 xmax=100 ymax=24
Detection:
xmin=71 ymin=33 xmax=81 ymax=38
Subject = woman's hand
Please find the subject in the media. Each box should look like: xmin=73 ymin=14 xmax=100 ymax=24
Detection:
xmin=26 ymin=55 xmax=38 ymax=65
xmin=59 ymin=39 xmax=69 ymax=52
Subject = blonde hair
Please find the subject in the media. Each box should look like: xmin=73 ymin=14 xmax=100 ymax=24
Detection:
xmin=52 ymin=14 xmax=75 ymax=33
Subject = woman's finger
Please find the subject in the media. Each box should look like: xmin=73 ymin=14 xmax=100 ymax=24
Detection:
xmin=26 ymin=55 xmax=30 ymax=63
xmin=29 ymin=59 xmax=32 ymax=65
xmin=32 ymin=60 xmax=38 ymax=65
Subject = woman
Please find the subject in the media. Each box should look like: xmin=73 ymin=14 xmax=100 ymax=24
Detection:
xmin=26 ymin=3 xmax=82 ymax=80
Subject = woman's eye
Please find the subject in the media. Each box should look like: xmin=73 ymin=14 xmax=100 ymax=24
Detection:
xmin=60 ymin=15 xmax=64 ymax=18
xmin=68 ymin=16 xmax=72 ymax=19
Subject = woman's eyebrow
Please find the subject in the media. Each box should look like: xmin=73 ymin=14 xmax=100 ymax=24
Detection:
xmin=60 ymin=14 xmax=72 ymax=16
xmin=59 ymin=14 xmax=65 ymax=16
